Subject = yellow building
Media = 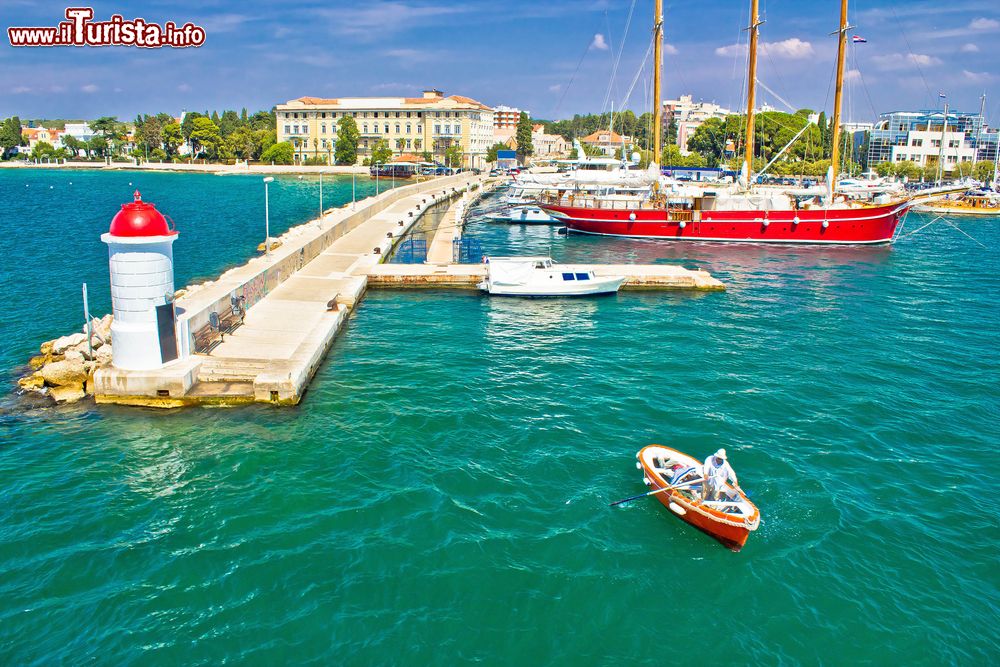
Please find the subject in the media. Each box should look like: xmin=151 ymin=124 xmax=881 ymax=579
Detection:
xmin=276 ymin=89 xmax=494 ymax=168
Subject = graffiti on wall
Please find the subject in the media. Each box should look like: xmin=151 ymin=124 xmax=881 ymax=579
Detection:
xmin=238 ymin=272 xmax=268 ymax=309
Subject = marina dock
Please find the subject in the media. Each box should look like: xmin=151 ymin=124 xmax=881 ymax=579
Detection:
xmin=89 ymin=175 xmax=724 ymax=408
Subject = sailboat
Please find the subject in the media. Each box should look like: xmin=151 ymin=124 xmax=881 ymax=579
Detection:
xmin=538 ymin=0 xmax=912 ymax=245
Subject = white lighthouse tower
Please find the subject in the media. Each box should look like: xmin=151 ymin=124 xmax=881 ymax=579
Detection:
xmin=101 ymin=190 xmax=180 ymax=371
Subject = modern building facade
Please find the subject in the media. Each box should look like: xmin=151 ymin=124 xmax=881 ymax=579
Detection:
xmin=663 ymin=95 xmax=733 ymax=154
xmin=867 ymin=110 xmax=998 ymax=172
xmin=493 ymin=105 xmax=526 ymax=130
xmin=276 ymin=89 xmax=495 ymax=168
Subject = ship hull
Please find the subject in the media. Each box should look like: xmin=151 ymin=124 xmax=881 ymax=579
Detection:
xmin=540 ymin=201 xmax=909 ymax=244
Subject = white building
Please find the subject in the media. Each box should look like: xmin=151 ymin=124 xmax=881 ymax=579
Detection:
xmin=493 ymin=105 xmax=526 ymax=131
xmin=276 ymin=89 xmax=494 ymax=168
xmin=867 ymin=110 xmax=998 ymax=172
xmin=663 ymin=95 xmax=733 ymax=154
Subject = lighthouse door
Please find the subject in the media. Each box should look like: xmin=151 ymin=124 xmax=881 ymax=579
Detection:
xmin=155 ymin=303 xmax=179 ymax=364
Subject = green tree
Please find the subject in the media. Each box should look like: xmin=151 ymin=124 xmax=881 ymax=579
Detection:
xmin=421 ymin=151 xmax=433 ymax=162
xmin=218 ymin=110 xmax=241 ymax=137
xmin=30 ymin=141 xmax=56 ymax=159
xmin=515 ymin=111 xmax=533 ymax=163
xmin=88 ymin=136 xmax=108 ymax=157
xmin=445 ymin=143 xmax=463 ymax=168
xmin=181 ymin=112 xmax=203 ymax=140
xmin=335 ymin=116 xmax=359 ymax=165
xmin=225 ymin=126 xmax=258 ymax=160
xmin=895 ymin=160 xmax=921 ymax=180
xmin=162 ymin=122 xmax=183 ymax=156
xmin=973 ymin=160 xmax=995 ymax=183
xmin=370 ymin=139 xmax=392 ymax=165
xmin=874 ymin=161 xmax=895 ymax=178
xmin=395 ymin=138 xmax=406 ymax=154
xmin=89 ymin=116 xmax=119 ymax=140
xmin=189 ymin=116 xmax=222 ymax=159
xmin=61 ymin=134 xmax=85 ymax=158
xmin=0 ymin=116 xmax=25 ymax=158
xmin=261 ymin=141 xmax=294 ymax=165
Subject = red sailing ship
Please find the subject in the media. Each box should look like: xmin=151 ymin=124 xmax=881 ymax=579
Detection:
xmin=539 ymin=0 xmax=910 ymax=245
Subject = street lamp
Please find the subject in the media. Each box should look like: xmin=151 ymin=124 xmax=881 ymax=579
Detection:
xmin=375 ymin=161 xmax=381 ymax=195
xmin=263 ymin=176 xmax=274 ymax=256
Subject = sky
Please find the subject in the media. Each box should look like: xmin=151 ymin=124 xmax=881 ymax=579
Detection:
xmin=2 ymin=0 xmax=999 ymax=124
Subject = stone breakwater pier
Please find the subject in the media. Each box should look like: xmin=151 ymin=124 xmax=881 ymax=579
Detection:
xmin=21 ymin=175 xmax=724 ymax=408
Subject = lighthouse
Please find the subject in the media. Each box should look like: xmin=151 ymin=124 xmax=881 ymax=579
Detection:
xmin=101 ymin=190 xmax=180 ymax=370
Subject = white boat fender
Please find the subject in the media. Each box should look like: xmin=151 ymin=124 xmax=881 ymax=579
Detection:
xmin=636 ymin=461 xmax=642 ymax=470
xmin=679 ymin=221 xmax=686 ymax=229
xmin=643 ymin=477 xmax=651 ymax=486
xmin=762 ymin=219 xmax=770 ymax=227
xmin=822 ymin=220 xmax=829 ymax=229
xmin=668 ymin=502 xmax=686 ymax=516
xmin=792 ymin=216 xmax=800 ymax=225
xmin=629 ymin=212 xmax=637 ymax=221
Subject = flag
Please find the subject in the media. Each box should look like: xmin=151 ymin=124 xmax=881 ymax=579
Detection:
xmin=852 ymin=35 xmax=867 ymax=43
xmin=938 ymin=92 xmax=947 ymax=99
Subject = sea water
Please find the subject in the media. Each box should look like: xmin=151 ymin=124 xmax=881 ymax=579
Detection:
xmin=1 ymin=170 xmax=997 ymax=664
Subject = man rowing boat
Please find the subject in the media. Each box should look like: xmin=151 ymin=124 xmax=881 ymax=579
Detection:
xmin=702 ymin=448 xmax=739 ymax=501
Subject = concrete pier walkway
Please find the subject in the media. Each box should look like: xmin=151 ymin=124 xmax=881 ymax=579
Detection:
xmin=93 ymin=174 xmax=725 ymax=408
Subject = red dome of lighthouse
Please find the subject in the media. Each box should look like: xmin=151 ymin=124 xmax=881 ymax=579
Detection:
xmin=108 ymin=190 xmax=177 ymax=237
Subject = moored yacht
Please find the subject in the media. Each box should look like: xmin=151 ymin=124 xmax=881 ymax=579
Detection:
xmin=478 ymin=257 xmax=625 ymax=296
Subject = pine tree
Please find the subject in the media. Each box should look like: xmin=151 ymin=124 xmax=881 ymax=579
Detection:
xmin=515 ymin=112 xmax=533 ymax=164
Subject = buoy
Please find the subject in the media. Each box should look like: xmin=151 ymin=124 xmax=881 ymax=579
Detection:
xmin=822 ymin=220 xmax=829 ymax=229
xmin=629 ymin=212 xmax=636 ymax=221
xmin=635 ymin=461 xmax=642 ymax=470
xmin=668 ymin=502 xmax=687 ymax=516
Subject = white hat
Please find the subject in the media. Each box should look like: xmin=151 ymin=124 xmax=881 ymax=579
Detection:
xmin=715 ymin=448 xmax=727 ymax=460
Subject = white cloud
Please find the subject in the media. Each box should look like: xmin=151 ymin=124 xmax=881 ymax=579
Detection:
xmin=963 ymin=70 xmax=997 ymax=83
xmin=969 ymin=17 xmax=1000 ymax=30
xmin=961 ymin=43 xmax=980 ymax=52
xmin=12 ymin=86 xmax=31 ymax=94
xmin=871 ymin=52 xmax=943 ymax=70
xmin=177 ymin=83 xmax=192 ymax=92
xmin=590 ymin=33 xmax=608 ymax=50
xmin=318 ymin=3 xmax=469 ymax=39
xmin=81 ymin=84 xmax=98 ymax=93
xmin=664 ymin=43 xmax=679 ymax=55
xmin=548 ymin=84 xmax=562 ymax=93
xmin=715 ymin=37 xmax=813 ymax=59
xmin=844 ymin=69 xmax=862 ymax=82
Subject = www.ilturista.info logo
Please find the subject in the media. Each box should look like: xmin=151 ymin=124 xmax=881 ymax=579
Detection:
xmin=7 ymin=7 xmax=206 ymax=48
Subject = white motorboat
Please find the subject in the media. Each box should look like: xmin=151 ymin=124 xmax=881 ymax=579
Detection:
xmin=478 ymin=257 xmax=625 ymax=296
xmin=494 ymin=206 xmax=559 ymax=224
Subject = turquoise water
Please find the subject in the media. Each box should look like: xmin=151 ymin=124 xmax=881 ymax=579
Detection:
xmin=2 ymin=171 xmax=998 ymax=664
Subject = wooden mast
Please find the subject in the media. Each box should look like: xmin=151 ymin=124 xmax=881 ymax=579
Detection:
xmin=829 ymin=0 xmax=849 ymax=187
xmin=653 ymin=0 xmax=663 ymax=161
xmin=744 ymin=0 xmax=760 ymax=184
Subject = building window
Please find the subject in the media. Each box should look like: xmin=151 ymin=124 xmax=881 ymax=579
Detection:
xmin=417 ymin=124 xmax=422 ymax=133
xmin=911 ymin=139 xmax=922 ymax=147
xmin=321 ymin=124 xmax=326 ymax=134
xmin=284 ymin=125 xmax=290 ymax=134
xmin=406 ymin=123 xmax=411 ymax=134
xmin=395 ymin=124 xmax=400 ymax=134
xmin=434 ymin=124 xmax=440 ymax=134
xmin=406 ymin=139 xmax=411 ymax=148
xmin=384 ymin=124 xmax=389 ymax=134
xmin=395 ymin=112 xmax=400 ymax=118
xmin=406 ymin=112 xmax=412 ymax=118
xmin=949 ymin=140 xmax=959 ymax=148
xmin=363 ymin=124 xmax=368 ymax=133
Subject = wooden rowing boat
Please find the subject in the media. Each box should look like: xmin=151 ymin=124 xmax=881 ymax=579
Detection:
xmin=636 ymin=445 xmax=760 ymax=551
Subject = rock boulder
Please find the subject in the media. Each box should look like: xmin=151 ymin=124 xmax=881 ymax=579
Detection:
xmin=40 ymin=359 xmax=89 ymax=387
xmin=52 ymin=332 xmax=87 ymax=355
xmin=50 ymin=384 xmax=86 ymax=403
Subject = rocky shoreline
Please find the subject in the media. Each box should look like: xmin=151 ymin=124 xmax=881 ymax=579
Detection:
xmin=18 ymin=314 xmax=113 ymax=404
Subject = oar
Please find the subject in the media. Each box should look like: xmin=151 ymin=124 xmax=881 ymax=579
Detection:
xmin=609 ymin=477 xmax=703 ymax=507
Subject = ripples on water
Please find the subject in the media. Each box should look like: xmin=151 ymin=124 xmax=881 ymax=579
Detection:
xmin=1 ymin=177 xmax=999 ymax=664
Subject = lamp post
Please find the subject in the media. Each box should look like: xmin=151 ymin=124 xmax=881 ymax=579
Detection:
xmin=263 ymin=176 xmax=274 ymax=255
xmin=375 ymin=162 xmax=381 ymax=195
xmin=319 ymin=172 xmax=323 ymax=218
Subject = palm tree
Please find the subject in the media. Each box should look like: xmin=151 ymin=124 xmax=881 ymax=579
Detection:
xmin=396 ymin=138 xmax=405 ymax=154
